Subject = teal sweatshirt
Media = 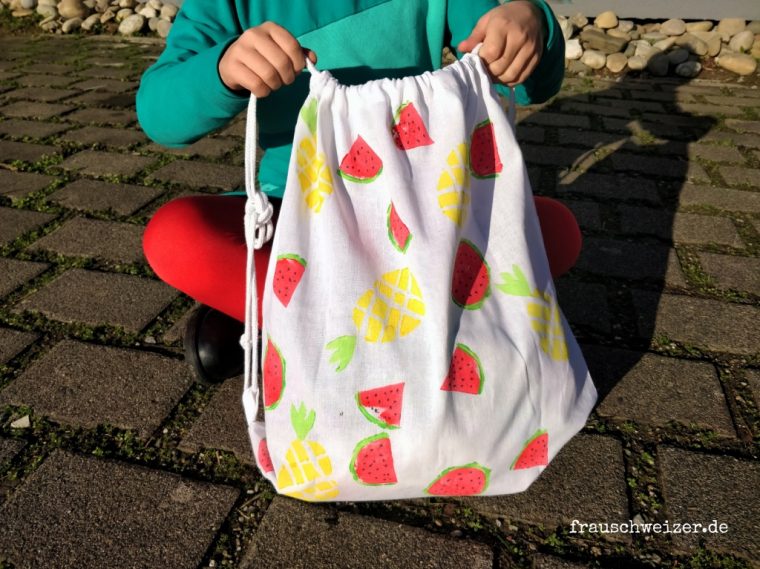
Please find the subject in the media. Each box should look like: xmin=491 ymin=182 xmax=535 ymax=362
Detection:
xmin=136 ymin=0 xmax=564 ymax=197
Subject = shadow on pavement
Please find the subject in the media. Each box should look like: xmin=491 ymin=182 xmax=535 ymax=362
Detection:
xmin=518 ymin=71 xmax=717 ymax=404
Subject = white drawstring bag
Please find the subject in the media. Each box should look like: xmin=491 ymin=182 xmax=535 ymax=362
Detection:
xmin=241 ymin=47 xmax=597 ymax=502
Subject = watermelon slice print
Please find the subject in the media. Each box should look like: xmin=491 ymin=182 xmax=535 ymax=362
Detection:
xmin=257 ymin=439 xmax=274 ymax=473
xmin=387 ymin=202 xmax=412 ymax=253
xmin=273 ymin=254 xmax=306 ymax=308
xmin=338 ymin=136 xmax=383 ymax=183
xmin=350 ymin=433 xmax=397 ymax=485
xmin=391 ymin=101 xmax=433 ymax=150
xmin=451 ymin=239 xmax=491 ymax=310
xmin=469 ymin=119 xmax=502 ymax=179
xmin=356 ymin=382 xmax=405 ymax=429
xmin=440 ymin=343 xmax=484 ymax=394
xmin=425 ymin=462 xmax=491 ymax=496
xmin=263 ymin=337 xmax=285 ymax=410
xmin=511 ymin=430 xmax=549 ymax=470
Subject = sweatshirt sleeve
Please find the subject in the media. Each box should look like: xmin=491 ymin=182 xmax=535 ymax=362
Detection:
xmin=135 ymin=0 xmax=249 ymax=147
xmin=447 ymin=0 xmax=565 ymax=106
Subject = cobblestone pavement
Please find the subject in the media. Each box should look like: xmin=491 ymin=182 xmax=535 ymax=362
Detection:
xmin=0 ymin=34 xmax=759 ymax=569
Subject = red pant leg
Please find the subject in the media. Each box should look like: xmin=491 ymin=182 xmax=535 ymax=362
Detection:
xmin=142 ymin=195 xmax=275 ymax=325
xmin=143 ymin=195 xmax=580 ymax=326
xmin=533 ymin=196 xmax=582 ymax=279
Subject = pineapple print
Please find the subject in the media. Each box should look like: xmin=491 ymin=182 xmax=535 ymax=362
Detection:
xmin=497 ymin=265 xmax=568 ymax=361
xmin=296 ymin=98 xmax=333 ymax=213
xmin=276 ymin=403 xmax=339 ymax=501
xmin=437 ymin=143 xmax=471 ymax=226
xmin=327 ymin=267 xmax=425 ymax=371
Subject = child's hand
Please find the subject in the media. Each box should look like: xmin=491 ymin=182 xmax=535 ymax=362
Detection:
xmin=458 ymin=1 xmax=545 ymax=87
xmin=219 ymin=22 xmax=316 ymax=96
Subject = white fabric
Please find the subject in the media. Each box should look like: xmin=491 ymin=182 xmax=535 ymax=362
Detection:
xmin=243 ymin=50 xmax=597 ymax=502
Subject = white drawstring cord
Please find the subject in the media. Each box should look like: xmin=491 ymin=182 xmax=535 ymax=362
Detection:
xmin=241 ymin=93 xmax=274 ymax=425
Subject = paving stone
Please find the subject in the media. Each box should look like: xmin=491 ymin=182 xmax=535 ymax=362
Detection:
xmin=532 ymin=554 xmax=595 ymax=569
xmin=560 ymin=101 xmax=631 ymax=118
xmin=680 ymin=183 xmax=760 ymax=213
xmin=564 ymin=201 xmax=601 ymax=230
xmin=149 ymin=160 xmax=244 ymax=191
xmin=658 ymin=446 xmax=759 ymax=562
xmin=75 ymin=66 xmax=136 ymax=80
xmin=688 ymin=143 xmax=745 ymax=164
xmin=218 ymin=117 xmax=246 ymax=138
xmin=14 ymin=74 xmax=76 ymax=88
xmin=676 ymin=103 xmax=745 ymax=117
xmin=515 ymin=124 xmax=545 ymax=144
xmin=0 ymin=327 xmax=38 ymax=364
xmin=460 ymin=435 xmax=629 ymax=538
xmin=702 ymin=95 xmax=760 ymax=108
xmin=0 ymin=257 xmax=49 ymax=299
xmin=521 ymin=112 xmax=590 ymax=129
xmin=161 ymin=304 xmax=198 ymax=345
xmin=674 ymin=213 xmax=742 ymax=247
xmin=0 ymin=101 xmax=74 ymax=120
xmin=698 ymin=252 xmax=760 ymax=296
xmin=0 ymin=170 xmax=54 ymax=201
xmin=48 ymin=178 xmax=162 ymax=215
xmin=60 ymin=150 xmax=153 ymax=177
xmin=0 ymin=207 xmax=55 ymax=246
xmin=603 ymin=117 xmax=684 ymax=140
xmin=719 ymin=166 xmax=760 ymax=188
xmin=577 ymin=238 xmax=682 ymax=284
xmin=555 ymin=279 xmax=610 ymax=333
xmin=610 ymin=153 xmax=708 ymax=182
xmin=633 ymin=292 xmax=760 ymax=355
xmin=0 ymin=71 xmax=21 ymax=82
xmin=241 ymin=497 xmax=493 ymax=569
xmin=65 ymin=90 xmax=136 ymax=108
xmin=559 ymin=172 xmax=661 ymax=204
xmin=60 ymin=125 xmax=147 ymax=148
xmin=70 ymin=78 xmax=139 ymax=93
xmin=588 ymin=347 xmax=734 ymax=436
xmin=0 ymin=340 xmax=193 ymax=436
xmin=29 ymin=217 xmax=144 ymax=264
xmin=63 ymin=108 xmax=137 ymax=127
xmin=745 ymin=369 xmax=760 ymax=408
xmin=0 ymin=450 xmax=238 ymax=569
xmin=556 ymin=128 xmax=621 ymax=148
xmin=0 ymin=140 xmax=59 ymax=163
xmin=22 ymin=63 xmax=76 ymax=75
xmin=619 ymin=207 xmax=743 ymax=247
xmin=724 ymin=119 xmax=760 ymax=135
xmin=523 ymin=144 xmax=580 ymax=168
xmin=14 ymin=269 xmax=177 ymax=333
xmin=0 ymin=118 xmax=70 ymax=139
xmin=702 ymin=130 xmax=760 ymax=149
xmin=146 ymin=136 xmax=239 ymax=160
xmin=640 ymin=113 xmax=716 ymax=131
xmin=179 ymin=376 xmax=254 ymax=463
xmin=3 ymin=86 xmax=79 ymax=103
xmin=0 ymin=438 xmax=25 ymax=471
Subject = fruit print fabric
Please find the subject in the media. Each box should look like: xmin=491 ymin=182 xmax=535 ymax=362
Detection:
xmin=242 ymin=49 xmax=597 ymax=502
xmin=276 ymin=403 xmax=339 ymax=501
xmin=296 ymin=98 xmax=333 ymax=213
xmin=437 ymin=143 xmax=471 ymax=227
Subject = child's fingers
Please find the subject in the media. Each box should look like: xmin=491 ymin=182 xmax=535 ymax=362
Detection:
xmin=499 ymin=48 xmax=539 ymax=86
xmin=232 ymin=60 xmax=272 ymax=97
xmin=267 ymin=23 xmax=307 ymax=74
xmin=242 ymin=47 xmax=284 ymax=92
xmin=255 ymin=34 xmax=298 ymax=85
xmin=457 ymin=11 xmax=489 ymax=53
